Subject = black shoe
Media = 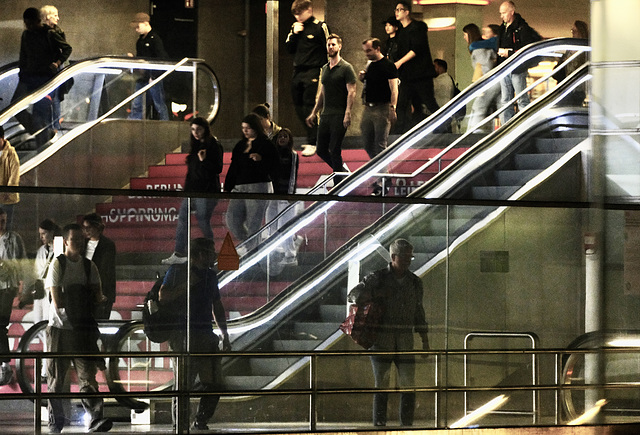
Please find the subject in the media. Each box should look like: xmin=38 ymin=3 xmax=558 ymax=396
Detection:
xmin=191 ymin=420 xmax=209 ymax=430
xmin=88 ymin=418 xmax=112 ymax=432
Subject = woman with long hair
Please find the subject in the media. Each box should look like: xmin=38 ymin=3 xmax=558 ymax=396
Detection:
xmin=162 ymin=117 xmax=223 ymax=264
xmin=224 ymin=113 xmax=280 ymax=253
xmin=463 ymin=23 xmax=501 ymax=133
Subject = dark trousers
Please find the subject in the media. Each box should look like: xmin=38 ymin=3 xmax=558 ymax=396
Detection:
xmin=370 ymin=349 xmax=417 ymax=426
xmin=11 ymin=75 xmax=53 ymax=139
xmin=291 ymin=68 xmax=321 ymax=145
xmin=316 ymin=114 xmax=347 ymax=184
xmin=46 ymin=326 xmax=104 ymax=431
xmin=395 ymin=77 xmax=439 ymax=134
xmin=0 ymin=288 xmax=17 ymax=364
xmin=170 ymin=330 xmax=223 ymax=426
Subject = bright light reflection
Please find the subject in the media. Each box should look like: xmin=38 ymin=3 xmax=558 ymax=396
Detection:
xmin=608 ymin=338 xmax=640 ymax=347
xmin=425 ymin=17 xmax=455 ymax=29
xmin=450 ymin=394 xmax=509 ymax=428
xmin=567 ymin=399 xmax=607 ymax=425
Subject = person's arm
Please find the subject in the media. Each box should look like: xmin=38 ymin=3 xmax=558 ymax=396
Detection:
xmin=47 ymin=259 xmax=63 ymax=309
xmin=103 ymin=238 xmax=117 ymax=302
xmin=223 ymin=145 xmax=240 ymax=192
xmin=388 ymin=77 xmax=398 ymax=122
xmin=212 ymin=299 xmax=231 ymax=350
xmin=413 ymin=279 xmax=429 ymax=350
xmin=343 ymin=81 xmax=357 ymax=128
xmin=306 ymin=83 xmax=325 ymax=127
xmin=90 ymin=262 xmax=107 ymax=304
xmin=394 ymin=50 xmax=415 ymax=70
xmin=284 ymin=24 xmax=301 ymax=54
xmin=50 ymin=285 xmax=63 ymax=309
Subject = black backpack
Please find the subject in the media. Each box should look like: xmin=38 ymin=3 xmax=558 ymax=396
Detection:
xmin=449 ymin=75 xmax=467 ymax=122
xmin=142 ymin=269 xmax=184 ymax=343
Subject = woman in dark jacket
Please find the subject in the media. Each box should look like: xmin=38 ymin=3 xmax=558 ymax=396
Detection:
xmin=224 ymin=113 xmax=280 ymax=252
xmin=163 ymin=117 xmax=223 ymax=264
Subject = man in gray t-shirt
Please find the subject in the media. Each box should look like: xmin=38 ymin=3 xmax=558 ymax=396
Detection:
xmin=306 ymin=33 xmax=357 ymax=185
xmin=45 ymin=223 xmax=112 ymax=433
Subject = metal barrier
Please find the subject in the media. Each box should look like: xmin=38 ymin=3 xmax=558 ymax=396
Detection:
xmin=5 ymin=322 xmax=640 ymax=433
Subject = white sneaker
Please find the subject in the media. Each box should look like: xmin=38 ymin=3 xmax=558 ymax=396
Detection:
xmin=301 ymin=145 xmax=317 ymax=157
xmin=161 ymin=252 xmax=187 ymax=265
xmin=0 ymin=363 xmax=13 ymax=386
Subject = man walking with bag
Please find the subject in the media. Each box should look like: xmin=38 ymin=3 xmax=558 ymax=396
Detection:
xmin=348 ymin=238 xmax=429 ymax=427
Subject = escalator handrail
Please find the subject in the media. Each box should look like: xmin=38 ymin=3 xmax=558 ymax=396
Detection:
xmin=222 ymin=61 xmax=591 ymax=339
xmin=18 ymin=57 xmax=193 ymax=175
xmin=328 ymin=38 xmax=591 ymax=199
xmin=411 ymin=62 xmax=590 ymax=200
xmin=218 ymin=38 xmax=590 ymax=288
xmin=0 ymin=55 xmax=205 ymax=126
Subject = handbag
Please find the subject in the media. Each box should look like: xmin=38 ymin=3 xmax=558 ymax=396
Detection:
xmin=339 ymin=302 xmax=384 ymax=349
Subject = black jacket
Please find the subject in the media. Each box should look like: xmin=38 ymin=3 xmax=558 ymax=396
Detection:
xmin=224 ymin=136 xmax=280 ymax=192
xmin=19 ymin=25 xmax=69 ymax=78
xmin=395 ymin=19 xmax=436 ymax=81
xmin=285 ymin=16 xmax=329 ymax=71
xmin=184 ymin=136 xmax=224 ymax=193
xmin=88 ymin=235 xmax=116 ymax=304
xmin=498 ymin=13 xmax=541 ymax=62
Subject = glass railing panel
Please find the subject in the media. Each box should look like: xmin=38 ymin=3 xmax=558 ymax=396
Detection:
xmin=2 ymin=186 xmax=640 ymax=431
xmin=0 ymin=57 xmax=220 ymax=170
xmin=0 ymin=63 xmax=19 ymax=113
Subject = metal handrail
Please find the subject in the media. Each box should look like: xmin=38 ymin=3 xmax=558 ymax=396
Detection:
xmin=464 ymin=332 xmax=539 ymax=424
xmin=6 ymin=343 xmax=640 ymax=433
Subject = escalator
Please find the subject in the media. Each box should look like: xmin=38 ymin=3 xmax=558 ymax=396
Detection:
xmin=0 ymin=56 xmax=220 ymax=173
xmin=95 ymin=38 xmax=592 ymax=414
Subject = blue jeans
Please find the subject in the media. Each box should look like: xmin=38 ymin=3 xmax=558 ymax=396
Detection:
xmin=370 ymin=344 xmax=417 ymax=426
xmin=226 ymin=182 xmax=273 ymax=250
xmin=130 ymin=79 xmax=169 ymax=120
xmin=174 ymin=197 xmax=217 ymax=255
xmin=499 ymin=70 xmax=530 ymax=124
xmin=466 ymin=83 xmax=501 ymax=133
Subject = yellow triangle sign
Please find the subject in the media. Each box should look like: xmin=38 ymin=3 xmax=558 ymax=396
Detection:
xmin=218 ymin=232 xmax=240 ymax=270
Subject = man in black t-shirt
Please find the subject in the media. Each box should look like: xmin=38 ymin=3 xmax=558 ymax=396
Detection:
xmin=358 ymin=38 xmax=398 ymax=195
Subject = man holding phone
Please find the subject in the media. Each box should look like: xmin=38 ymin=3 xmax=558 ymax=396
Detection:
xmin=497 ymin=1 xmax=541 ymax=123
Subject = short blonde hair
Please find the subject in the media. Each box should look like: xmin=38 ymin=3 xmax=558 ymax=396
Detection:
xmin=40 ymin=5 xmax=58 ymax=22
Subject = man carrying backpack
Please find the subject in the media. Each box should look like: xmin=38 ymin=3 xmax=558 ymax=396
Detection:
xmin=45 ymin=223 xmax=112 ymax=433
xmin=159 ymin=238 xmax=231 ymax=431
